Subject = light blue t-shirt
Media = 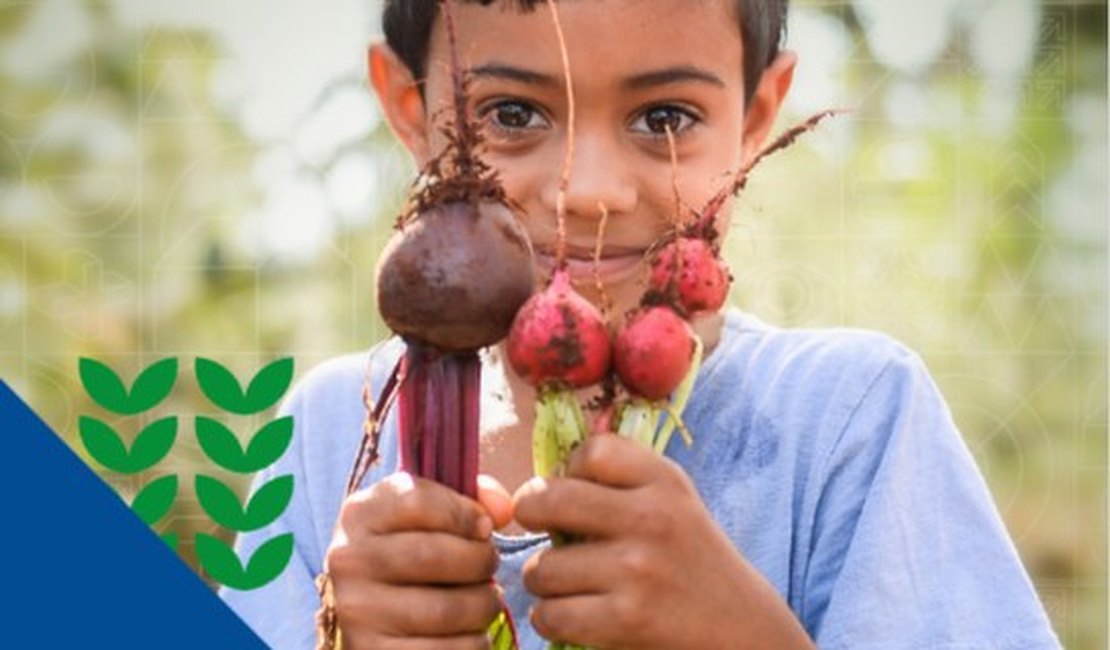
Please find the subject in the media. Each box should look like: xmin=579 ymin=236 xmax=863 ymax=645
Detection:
xmin=222 ymin=310 xmax=1060 ymax=649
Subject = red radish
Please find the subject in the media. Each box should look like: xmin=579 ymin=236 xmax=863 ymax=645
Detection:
xmin=649 ymin=236 xmax=731 ymax=314
xmin=506 ymin=0 xmax=612 ymax=397
xmin=641 ymin=126 xmax=733 ymax=318
xmin=614 ymin=306 xmax=695 ymax=400
xmin=507 ymin=266 xmax=611 ymax=389
xmin=644 ymin=110 xmax=843 ymax=321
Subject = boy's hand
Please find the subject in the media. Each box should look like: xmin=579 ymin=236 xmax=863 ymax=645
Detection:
xmin=513 ymin=435 xmax=815 ymax=650
xmin=325 ymin=472 xmax=512 ymax=650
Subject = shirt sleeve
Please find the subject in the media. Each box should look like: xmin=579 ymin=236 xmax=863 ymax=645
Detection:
xmin=801 ymin=351 xmax=1061 ymax=649
xmin=220 ymin=386 xmax=323 ymax=650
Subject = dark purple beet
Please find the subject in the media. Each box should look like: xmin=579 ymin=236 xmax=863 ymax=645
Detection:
xmin=375 ymin=199 xmax=535 ymax=352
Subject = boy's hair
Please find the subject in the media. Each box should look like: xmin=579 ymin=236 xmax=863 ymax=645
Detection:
xmin=382 ymin=0 xmax=789 ymax=104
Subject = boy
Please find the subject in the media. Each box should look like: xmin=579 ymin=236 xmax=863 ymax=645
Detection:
xmin=223 ymin=1 xmax=1061 ymax=648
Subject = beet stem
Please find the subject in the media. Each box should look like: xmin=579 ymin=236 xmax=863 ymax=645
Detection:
xmin=393 ymin=345 xmax=506 ymax=643
xmin=698 ymin=108 xmax=844 ymax=233
xmin=592 ymin=202 xmax=613 ymax=318
xmin=460 ymin=354 xmax=481 ymax=499
xmin=546 ymin=0 xmax=575 ymax=268
xmin=664 ymin=125 xmax=687 ymax=225
xmin=397 ymin=347 xmax=422 ymax=475
xmin=420 ymin=353 xmax=439 ymax=479
xmin=392 ymin=344 xmax=483 ymax=498
xmin=438 ymin=356 xmax=461 ymax=490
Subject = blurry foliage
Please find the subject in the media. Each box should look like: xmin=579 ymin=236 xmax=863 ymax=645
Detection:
xmin=0 ymin=0 xmax=1105 ymax=647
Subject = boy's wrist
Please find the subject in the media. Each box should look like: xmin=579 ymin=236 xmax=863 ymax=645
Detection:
xmin=721 ymin=556 xmax=816 ymax=650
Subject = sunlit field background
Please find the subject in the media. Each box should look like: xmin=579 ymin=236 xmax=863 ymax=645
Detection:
xmin=0 ymin=0 xmax=1105 ymax=647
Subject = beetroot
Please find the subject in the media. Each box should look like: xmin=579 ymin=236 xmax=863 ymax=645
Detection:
xmin=507 ymin=267 xmax=611 ymax=389
xmin=343 ymin=2 xmax=529 ymax=645
xmin=613 ymin=306 xmax=695 ymax=400
xmin=376 ymin=200 xmax=534 ymax=352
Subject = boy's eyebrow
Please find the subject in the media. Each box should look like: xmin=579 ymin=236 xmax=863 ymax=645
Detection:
xmin=469 ymin=63 xmax=560 ymax=87
xmin=622 ymin=66 xmax=726 ymax=90
xmin=467 ymin=63 xmax=725 ymax=91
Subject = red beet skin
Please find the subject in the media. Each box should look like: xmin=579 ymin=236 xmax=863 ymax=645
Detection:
xmin=507 ymin=268 xmax=612 ymax=389
xmin=397 ymin=345 xmax=481 ymax=499
xmin=649 ymin=237 xmax=731 ymax=313
xmin=376 ymin=200 xmax=534 ymax=353
xmin=614 ymin=306 xmax=695 ymax=400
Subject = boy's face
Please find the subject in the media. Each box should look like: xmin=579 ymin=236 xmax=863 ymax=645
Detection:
xmin=371 ymin=0 xmax=794 ymax=318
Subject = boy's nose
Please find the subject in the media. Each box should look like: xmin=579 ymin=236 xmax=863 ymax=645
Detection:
xmin=543 ymin=135 xmax=637 ymax=219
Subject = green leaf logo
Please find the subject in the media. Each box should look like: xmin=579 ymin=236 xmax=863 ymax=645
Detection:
xmin=131 ymin=475 xmax=178 ymax=525
xmin=79 ymin=357 xmax=178 ymax=415
xmin=196 ymin=532 xmax=293 ymax=590
xmin=196 ymin=474 xmax=293 ymax=532
xmin=196 ymin=357 xmax=293 ymax=415
xmin=161 ymin=532 xmax=179 ymax=551
xmin=79 ymin=416 xmax=177 ymax=473
xmin=195 ymin=416 xmax=293 ymax=473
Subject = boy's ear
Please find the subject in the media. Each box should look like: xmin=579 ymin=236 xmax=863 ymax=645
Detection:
xmin=368 ymin=43 xmax=432 ymax=164
xmin=739 ymin=50 xmax=797 ymax=168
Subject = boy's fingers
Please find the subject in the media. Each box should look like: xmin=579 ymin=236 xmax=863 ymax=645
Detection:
xmin=476 ymin=473 xmax=514 ymax=530
xmin=521 ymin=541 xmax=617 ymax=598
xmin=512 ymin=476 xmax=635 ymax=538
xmin=563 ymin=434 xmax=663 ymax=488
xmin=530 ymin=593 xmax=628 ymax=649
xmin=363 ymin=635 xmax=492 ymax=650
xmin=336 ymin=581 xmax=501 ymax=639
xmin=354 ymin=636 xmax=490 ymax=650
xmin=345 ymin=472 xmax=492 ymax=540
xmin=346 ymin=531 xmax=499 ymax=585
xmin=386 ymin=583 xmax=502 ymax=637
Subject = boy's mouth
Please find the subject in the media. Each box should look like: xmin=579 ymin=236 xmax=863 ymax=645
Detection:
xmin=533 ymin=244 xmax=646 ymax=283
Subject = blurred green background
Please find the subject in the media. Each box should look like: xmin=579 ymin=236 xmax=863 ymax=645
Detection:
xmin=0 ymin=0 xmax=1105 ymax=647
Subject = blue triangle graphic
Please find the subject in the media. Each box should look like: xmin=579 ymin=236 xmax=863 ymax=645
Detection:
xmin=0 ymin=380 xmax=267 ymax=648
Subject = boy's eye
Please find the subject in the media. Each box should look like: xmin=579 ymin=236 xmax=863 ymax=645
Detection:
xmin=632 ymin=105 xmax=699 ymax=136
xmin=481 ymin=100 xmax=548 ymax=131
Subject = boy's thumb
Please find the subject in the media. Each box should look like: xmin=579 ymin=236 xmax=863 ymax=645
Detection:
xmin=476 ymin=474 xmax=514 ymax=531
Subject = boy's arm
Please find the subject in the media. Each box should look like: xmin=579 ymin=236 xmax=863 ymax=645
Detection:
xmin=219 ymin=389 xmax=325 ymax=650
xmin=801 ymin=351 xmax=1061 ymax=649
xmin=513 ymin=347 xmax=1061 ymax=649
